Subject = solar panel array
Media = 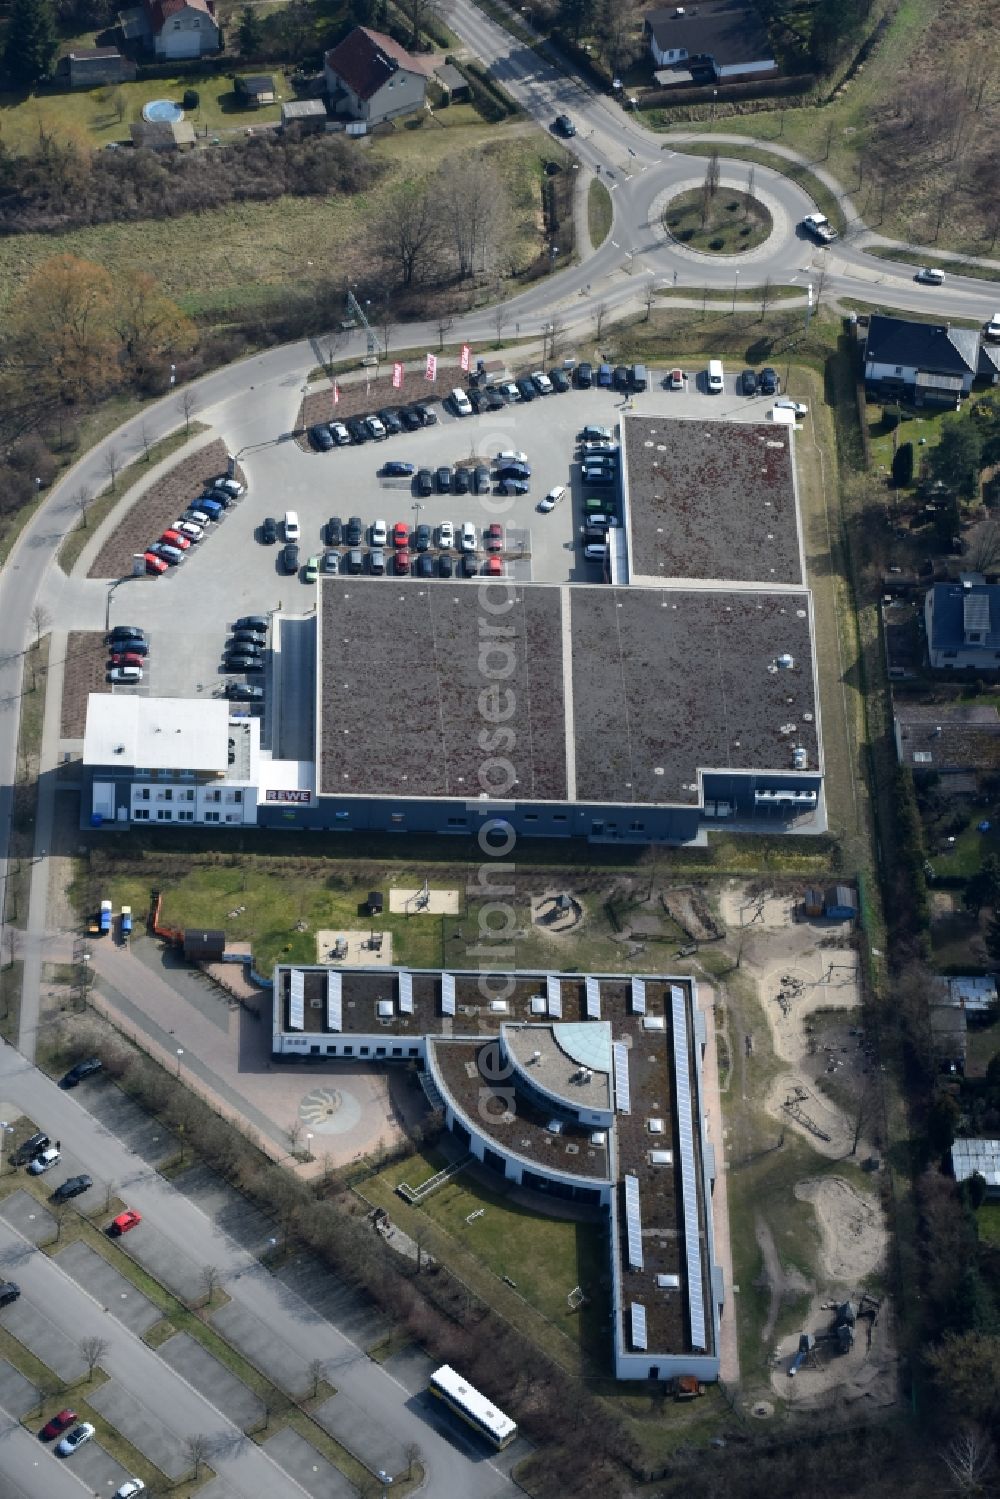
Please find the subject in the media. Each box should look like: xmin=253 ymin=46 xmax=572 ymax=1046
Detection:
xmin=630 ymin=1302 xmax=648 ymax=1350
xmin=441 ymin=972 xmax=456 ymax=1016
xmin=624 ymin=1174 xmax=644 ymax=1270
xmin=398 ymin=971 xmax=413 ymax=1014
xmin=585 ymin=976 xmax=601 ymax=1018
xmin=288 ymin=970 xmax=305 ymax=1029
xmin=630 ymin=977 xmax=646 ymax=1015
xmin=326 ymin=971 xmax=342 ymax=1032
xmin=546 ymin=975 xmax=562 ymax=1017
xmin=613 ymin=1041 xmax=631 ymax=1114
xmin=672 ymin=984 xmax=707 ymax=1351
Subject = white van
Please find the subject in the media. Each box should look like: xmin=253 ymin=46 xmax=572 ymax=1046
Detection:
xmin=584 ymin=542 xmax=608 ymax=561
xmin=284 ymin=510 xmax=300 ymax=542
xmin=707 ymin=360 xmax=724 ymax=394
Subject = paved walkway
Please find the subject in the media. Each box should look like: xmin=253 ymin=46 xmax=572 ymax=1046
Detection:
xmin=699 ymin=981 xmax=739 ymax=1387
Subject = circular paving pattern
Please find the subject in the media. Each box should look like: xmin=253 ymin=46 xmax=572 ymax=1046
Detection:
xmin=299 ymin=1084 xmax=363 ymax=1136
xmin=649 ymin=175 xmax=792 ymax=267
xmin=751 ymin=1399 xmax=774 ymax=1419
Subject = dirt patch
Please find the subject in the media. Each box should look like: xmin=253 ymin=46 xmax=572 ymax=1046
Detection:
xmin=62 ymin=631 xmax=113 ymax=737
xmin=388 ymin=887 xmax=460 ymax=915
xmin=755 ymin=1215 xmax=813 ymax=1345
xmin=794 ymin=1178 xmax=885 ymax=1286
xmin=662 ymin=885 xmax=723 ymax=943
xmin=531 ymin=890 xmax=584 ymax=932
xmin=87 ymin=438 xmax=232 ymax=580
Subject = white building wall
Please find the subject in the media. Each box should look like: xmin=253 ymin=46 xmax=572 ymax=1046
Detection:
xmin=156 ymin=9 xmax=219 ymax=57
xmin=128 ymin=779 xmax=257 ymax=826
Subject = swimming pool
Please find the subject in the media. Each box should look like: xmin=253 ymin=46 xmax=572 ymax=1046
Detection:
xmin=142 ymin=99 xmax=184 ymax=124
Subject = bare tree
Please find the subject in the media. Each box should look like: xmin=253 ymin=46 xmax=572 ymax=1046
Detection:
xmin=138 ymin=419 xmax=153 ymax=462
xmin=643 ymin=280 xmax=655 ymax=321
xmin=705 ymin=149 xmax=720 ymax=198
xmin=401 ymin=0 xmax=429 ymax=46
xmin=379 ymin=303 xmax=393 ymax=361
xmin=941 ymin=1426 xmax=996 ymax=1494
xmin=492 ymin=287 xmax=510 ymax=347
xmin=376 ymin=182 xmax=441 ymax=289
xmin=112 ymin=88 xmax=126 ymax=122
xmin=593 ymin=300 xmax=608 ymax=342
xmin=30 ymin=603 xmax=51 ymax=646
xmin=823 ymin=119 xmax=835 ymax=160
xmin=307 ymin=1357 xmax=325 ymax=1400
xmin=178 ymin=388 xmax=196 ymax=434
xmin=746 ymin=164 xmax=755 ymax=214
xmin=73 ymin=484 xmax=93 ymax=529
xmin=200 ymin=1263 xmax=221 ymax=1305
xmin=405 ymin=1442 xmax=422 ymax=1479
xmin=103 ymin=445 xmax=122 ymax=492
xmin=435 ymin=312 xmax=453 ymax=353
xmin=546 ymin=313 xmax=565 ymax=363
xmin=759 ymin=276 xmax=772 ymax=320
xmin=185 ymin=1434 xmax=211 ymax=1479
xmin=288 ymin=1117 xmax=303 ymax=1151
xmin=80 ymin=1335 xmax=109 ymax=1379
xmin=436 ymin=158 xmax=509 ymax=279
xmin=812 ymin=261 xmax=828 ymax=311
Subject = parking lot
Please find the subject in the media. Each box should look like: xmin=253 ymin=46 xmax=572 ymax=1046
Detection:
xmin=103 ymin=365 xmax=783 ymax=705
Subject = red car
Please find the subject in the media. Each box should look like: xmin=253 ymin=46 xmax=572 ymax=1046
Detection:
xmin=107 ymin=1209 xmax=141 ymax=1237
xmin=483 ymin=556 xmax=503 ymax=576
xmin=160 ymin=529 xmax=190 ymax=550
xmin=109 ymin=652 xmax=144 ymax=668
xmin=39 ymin=1409 xmax=77 ymax=1442
xmin=392 ymin=521 xmax=409 ymax=549
xmin=485 ymin=523 xmax=504 ymax=551
xmin=144 ymin=551 xmax=168 ymax=575
xmin=394 ymin=549 xmax=411 ymax=575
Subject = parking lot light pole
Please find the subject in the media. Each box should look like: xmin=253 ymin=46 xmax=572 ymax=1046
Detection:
xmin=176 ymin=1047 xmax=184 ymax=1079
xmin=0 ymin=1121 xmax=9 ymax=1176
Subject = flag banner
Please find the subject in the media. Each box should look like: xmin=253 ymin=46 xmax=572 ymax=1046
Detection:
xmin=425 ymin=353 xmax=437 ymax=382
xmin=460 ymin=343 xmax=471 ymax=373
xmin=332 ymin=382 xmax=340 ymax=407
xmin=392 ymin=362 xmax=404 ymax=389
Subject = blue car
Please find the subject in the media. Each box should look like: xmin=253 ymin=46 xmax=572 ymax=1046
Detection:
xmin=496 ymin=462 xmax=531 ymax=480
xmin=198 ymin=497 xmax=224 ymax=519
xmin=597 ymin=364 xmax=613 ymax=387
xmin=497 ymin=478 xmax=529 ymax=495
xmin=380 ymin=461 xmax=415 ymax=477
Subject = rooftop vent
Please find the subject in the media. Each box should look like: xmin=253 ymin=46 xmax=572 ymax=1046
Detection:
xmin=777 ymin=653 xmax=795 ymax=669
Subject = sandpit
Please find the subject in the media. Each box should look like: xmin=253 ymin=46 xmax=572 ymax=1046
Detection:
xmin=389 ymin=887 xmax=460 ymax=915
xmin=795 ymin=1177 xmax=885 ymax=1285
xmin=315 ymin=930 xmax=393 ymax=966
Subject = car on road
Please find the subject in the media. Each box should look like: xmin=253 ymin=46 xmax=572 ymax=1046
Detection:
xmin=759 ymin=366 xmax=779 ymax=395
xmin=414 ymin=523 xmax=432 ymax=552
xmin=304 ymin=555 xmax=320 ymax=583
xmin=741 ymin=368 xmax=759 ymax=396
xmin=235 ymin=616 xmax=268 ymax=633
xmin=56 ymin=1422 xmax=95 ymax=1457
xmin=380 ymin=461 xmax=415 ymax=478
xmin=439 ymin=553 xmax=454 ymax=577
xmin=345 ymin=515 xmax=364 ymax=546
xmin=531 ymin=370 xmax=553 ymax=395
xmin=436 ymin=466 xmax=452 ymax=494
xmin=415 ymin=468 xmax=433 ymax=497
xmin=575 ymin=362 xmax=593 ymax=388
xmin=453 ymin=466 xmax=471 ymax=495
xmin=485 ymin=523 xmax=503 ymax=551
xmin=459 ymin=521 xmax=477 ymax=552
xmin=322 ymin=549 xmax=339 ymax=574
xmin=773 ymin=397 xmax=809 ymax=416
xmin=579 ymin=425 xmax=611 ymax=443
xmin=114 ymin=1481 xmax=146 ymax=1499
xmin=394 ymin=549 xmax=411 ymax=575
xmin=378 ymin=407 xmax=403 ymax=435
xmin=329 ymin=422 xmax=351 ymax=445
xmin=259 ymin=517 xmax=278 ymax=545
xmin=51 ymin=1174 xmax=93 ymax=1202
xmin=370 ymin=519 xmax=388 ymax=547
xmin=0 ymin=1281 xmax=19 ymax=1306
xmin=553 ymin=113 xmax=576 ymax=136
xmin=497 ymin=477 xmax=529 ymax=495
xmin=915 ymin=266 xmax=946 ymax=284
xmin=309 ymin=424 xmax=334 ymax=451
xmin=40 ymin=1410 xmax=77 ymax=1442
xmin=28 ymin=1147 xmax=61 ymax=1175
xmin=144 ymin=552 xmax=169 ymax=575
xmin=224 ymin=654 xmax=265 ymax=673
xmin=516 ymin=377 xmax=537 ymax=402
xmin=281 ymin=543 xmax=299 ymax=574
xmin=474 ymin=465 xmax=491 ymax=495
xmin=59 ymin=1057 xmax=102 ymax=1088
xmin=538 ymin=485 xmax=565 ymax=512
xmin=450 ymin=387 xmax=473 ymax=416
xmin=365 ymin=415 xmax=387 ymax=441
xmin=107 ymin=1209 xmax=142 ymax=1237
xmin=392 ymin=521 xmax=410 ymax=549
xmin=325 ymin=516 xmax=343 ymax=546
xmin=224 ymin=683 xmax=264 ymax=701
xmin=437 ymin=521 xmax=455 ymax=549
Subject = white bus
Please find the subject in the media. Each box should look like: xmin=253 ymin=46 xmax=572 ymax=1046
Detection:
xmin=428 ymin=1365 xmax=517 ymax=1450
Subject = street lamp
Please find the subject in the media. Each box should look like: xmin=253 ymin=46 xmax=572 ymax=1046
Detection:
xmin=176 ymin=1047 xmax=184 ymax=1078
xmin=378 ymin=1471 xmax=393 ymax=1499
xmin=169 ymin=364 xmax=176 ymax=387
xmin=0 ymin=1121 xmax=10 ymax=1176
xmin=306 ymin=1132 xmax=314 ymax=1159
xmin=732 ymin=267 xmax=740 ymax=313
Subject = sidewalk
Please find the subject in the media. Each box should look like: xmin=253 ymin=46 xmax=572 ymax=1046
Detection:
xmin=699 ymin=981 xmax=740 ymax=1386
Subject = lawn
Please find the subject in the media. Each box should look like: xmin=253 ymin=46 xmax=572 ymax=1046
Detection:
xmin=0 ymin=121 xmax=551 ymax=322
xmin=662 ymin=186 xmax=772 ymax=255
xmin=977 ymin=1201 xmax=1000 ymax=1246
xmin=587 ymin=176 xmax=613 ymax=248
xmin=0 ymin=71 xmax=287 ymax=152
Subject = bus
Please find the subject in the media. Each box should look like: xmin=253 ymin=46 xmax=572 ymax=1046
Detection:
xmin=428 ymin=1365 xmax=517 ymax=1450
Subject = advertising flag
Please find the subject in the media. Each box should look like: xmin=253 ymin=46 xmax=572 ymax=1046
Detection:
xmin=332 ymin=381 xmax=340 ymax=407
xmin=425 ymin=352 xmax=437 ymax=382
xmin=460 ymin=343 xmax=471 ymax=373
xmin=392 ymin=361 xmax=404 ymax=390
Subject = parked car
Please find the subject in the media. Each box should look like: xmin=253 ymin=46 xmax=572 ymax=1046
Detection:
xmin=213 ymin=476 xmax=244 ymax=497
xmin=597 ymin=363 xmax=613 ymax=387
xmin=378 ymin=407 xmax=403 ymax=435
xmin=485 ymin=523 xmax=503 ymax=551
xmin=309 ymin=424 xmax=334 ymax=451
xmin=51 ymin=1175 xmax=93 ymax=1202
xmin=411 ymin=402 xmax=437 ymax=426
xmin=259 ymin=517 xmax=278 ymax=545
xmin=345 ymin=549 xmax=364 ymax=574
xmin=144 ymin=552 xmax=168 ymax=575
xmin=365 ymin=415 xmax=387 ymax=441
xmin=14 ymin=1132 xmax=49 ymax=1166
xmin=224 ymin=683 xmax=264 ymax=701
xmin=283 ymin=510 xmax=300 ymax=541
xmin=499 ymin=380 xmax=520 ymax=403
xmin=773 ymin=397 xmax=809 ymax=416
xmin=482 ymin=388 xmax=504 ymax=411
xmin=741 ymin=368 xmax=759 ymax=396
xmin=474 ymin=465 xmax=491 ymax=495
xmin=346 ymin=416 xmax=368 ymax=443
xmin=467 ymin=387 xmax=486 ymax=414
xmin=325 ymin=516 xmax=343 ymax=546
xmin=531 ymin=370 xmax=553 ymax=395
xmin=759 ymin=366 xmax=779 ymax=395
xmin=482 ymin=556 xmax=503 ymax=576
xmin=496 ymin=449 xmax=528 ymax=466
xmin=151 ymin=543 xmax=185 ymax=565
xmin=496 ymin=478 xmax=529 ymax=495
xmin=109 ymin=652 xmax=145 ymax=668
xmin=370 ymin=519 xmax=388 ymax=547
xmin=27 ymin=1147 xmax=60 ymax=1175
xmin=496 ymin=462 xmax=530 ymax=480
xmin=172 ymin=520 xmax=203 ymax=541
xmin=107 ymin=1209 xmax=142 ymax=1237
xmin=550 ymin=367 xmax=570 ymax=392
xmin=345 ymin=515 xmax=364 ymax=546
xmin=225 ymin=654 xmax=265 ymax=673
xmin=414 ymin=523 xmax=432 ymax=552
xmin=114 ymin=1481 xmax=147 ymax=1499
xmin=554 ymin=113 xmax=576 ymax=136
xmin=160 ymin=530 xmax=190 ymax=550
xmin=56 ymin=1422 xmax=96 ymax=1457
xmin=392 ymin=521 xmax=410 ymax=549
xmin=450 ymin=387 xmax=473 ymax=416
xmin=575 ymin=362 xmax=593 ymax=388
xmin=398 ymin=406 xmax=421 ymax=432
xmin=235 ymin=616 xmax=268 ymax=632
xmin=461 ymin=554 xmax=479 ymax=577
xmin=538 ymin=485 xmax=565 ymax=512
xmin=416 ymin=468 xmax=433 ymax=497
xmin=329 ymin=422 xmax=351 ymax=446
xmin=584 ymin=542 xmax=609 ymax=561
xmin=231 ymin=627 xmax=266 ymax=646
xmin=107 ymin=666 xmax=143 ymax=683
xmin=322 ymin=549 xmax=339 ymax=574
xmin=415 ymin=554 xmax=435 ymax=578
xmin=516 ymin=377 xmax=537 ymax=402
xmin=197 ymin=497 xmax=224 ymax=521
xmin=459 ymin=522 xmax=477 ymax=552
xmin=437 ymin=521 xmax=455 ymax=549
xmin=380 ymin=461 xmax=415 ymax=478
xmin=39 ymin=1410 xmax=77 ymax=1442
xmin=202 ymin=488 xmax=233 ymax=508
xmin=394 ymin=549 xmax=411 ymax=575
xmin=579 ymin=425 xmax=611 ymax=443
xmin=613 ymin=365 xmax=630 ymax=390
xmin=281 ymin=543 xmax=299 ymax=574
xmin=369 ymin=548 xmax=386 ymax=575
xmin=453 ymin=466 xmax=471 ymax=495
xmin=666 ymin=368 xmax=686 ymax=390
xmin=303 ymin=555 xmax=320 ymax=583
xmin=183 ymin=509 xmax=212 ymax=528
xmin=438 ymin=553 xmax=454 ymax=577
xmin=580 ymin=440 xmax=617 ymax=458
xmin=915 ymin=266 xmax=946 ymax=284
xmin=436 ymin=466 xmax=452 ymax=494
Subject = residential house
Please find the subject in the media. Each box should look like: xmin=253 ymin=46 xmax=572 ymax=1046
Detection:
xmin=863 ymin=313 xmax=980 ymax=406
xmin=951 ymin=1139 xmax=1000 ymax=1197
xmin=324 ymin=26 xmax=431 ymax=126
xmin=894 ymin=703 xmax=1000 ymax=774
xmin=644 ymin=1 xmax=776 ymax=82
xmin=924 ymin=576 xmax=1000 ymax=670
xmin=236 ymin=74 xmax=276 ymax=108
xmin=57 ymin=47 xmax=135 ymax=87
xmin=123 ymin=0 xmax=221 ymax=59
xmin=937 ymin=976 xmax=998 ymax=1016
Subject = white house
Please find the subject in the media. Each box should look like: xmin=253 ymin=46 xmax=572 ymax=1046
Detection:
xmin=140 ymin=0 xmax=220 ymax=59
xmin=924 ymin=578 xmax=1000 ymax=671
xmin=645 ymin=2 xmax=776 ymax=80
xmin=323 ymin=26 xmax=430 ymax=126
xmin=864 ymin=313 xmax=980 ymax=406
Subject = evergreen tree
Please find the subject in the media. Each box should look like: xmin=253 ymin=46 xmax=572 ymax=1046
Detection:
xmin=236 ymin=5 xmax=263 ymax=56
xmin=4 ymin=0 xmax=59 ymax=86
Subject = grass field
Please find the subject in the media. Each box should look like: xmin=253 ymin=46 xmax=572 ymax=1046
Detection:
xmin=587 ymin=176 xmax=613 ymax=248
xmin=865 ymin=245 xmax=1000 ymax=284
xmin=0 ymin=121 xmax=552 ymax=323
xmin=662 ymin=186 xmax=772 ymax=255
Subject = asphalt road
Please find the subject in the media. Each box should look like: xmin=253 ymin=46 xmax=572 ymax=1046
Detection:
xmin=0 ymin=1043 xmax=517 ymax=1499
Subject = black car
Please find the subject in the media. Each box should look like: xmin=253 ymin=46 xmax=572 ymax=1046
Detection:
xmin=224 ymin=683 xmax=264 ymax=701
xmin=613 ymin=365 xmax=630 ymax=390
xmin=378 ymin=407 xmax=403 ymax=435
xmin=554 ymin=113 xmax=576 ymax=136
xmin=235 ymin=615 xmax=268 ymax=633
xmin=0 ymin=1282 xmax=20 ymax=1306
xmin=309 ymin=424 xmax=334 ymax=451
xmin=415 ymin=468 xmax=433 ymax=497
xmin=575 ymin=362 xmax=593 ymax=389
xmin=51 ymin=1175 xmax=93 ymax=1203
xmin=550 ymin=367 xmax=570 ymax=392
xmin=474 ymin=465 xmax=491 ymax=495
xmin=281 ymin=543 xmax=299 ymax=573
xmin=225 ymin=654 xmax=265 ymax=673
xmin=436 ymin=466 xmax=452 ymax=494
xmin=59 ymin=1057 xmax=102 ymax=1089
xmin=107 ymin=638 xmax=148 ymax=657
xmin=398 ymin=406 xmax=421 ymax=432
xmin=461 ymin=554 xmax=479 ymax=577
xmin=259 ymin=516 xmax=278 ymax=545
xmin=516 ymin=377 xmax=537 ymax=402
xmin=741 ymin=369 xmax=759 ymax=396
xmin=13 ymin=1132 xmax=50 ymax=1166
xmin=202 ymin=488 xmax=233 ymax=508
xmin=453 ymin=466 xmax=471 ymax=495
xmin=483 ymin=388 xmax=505 ymax=411
xmin=346 ymin=417 xmax=368 ymax=443
xmin=496 ymin=463 xmax=530 ymax=481
xmin=380 ymin=461 xmax=415 ymax=478
xmin=760 ymin=366 xmax=779 ymax=395
xmin=106 ymin=626 xmax=145 ymax=645
xmin=414 ymin=523 xmax=432 ymax=552
xmin=325 ymin=516 xmax=343 ymax=546
xmin=412 ymin=402 xmax=437 ymax=426
xmin=345 ymin=515 xmax=364 ymax=546
xmin=345 ymin=549 xmax=364 ymax=574
xmin=468 ymin=387 xmax=486 ymax=414
xmin=415 ymin=554 xmax=435 ymax=578
xmin=438 ymin=553 xmax=454 ymax=578
xmin=231 ymin=630 xmax=266 ymax=649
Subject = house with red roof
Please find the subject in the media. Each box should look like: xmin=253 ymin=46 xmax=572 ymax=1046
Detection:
xmin=130 ymin=0 xmax=220 ymax=59
xmin=323 ymin=27 xmax=431 ymax=126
